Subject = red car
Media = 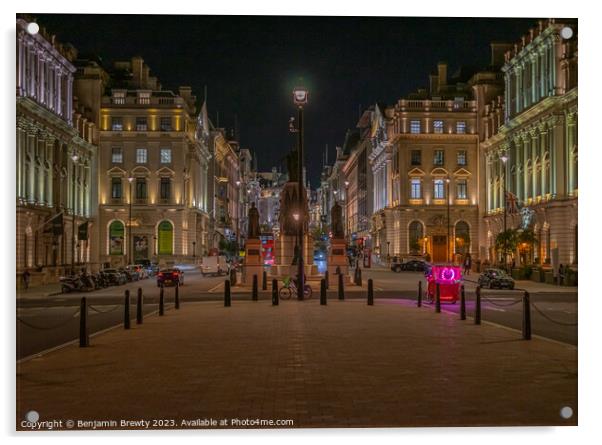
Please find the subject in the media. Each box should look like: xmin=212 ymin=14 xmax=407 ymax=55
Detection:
xmin=156 ymin=268 xmax=184 ymax=287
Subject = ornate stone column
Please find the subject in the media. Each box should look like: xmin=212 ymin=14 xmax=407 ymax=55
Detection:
xmin=567 ymin=112 xmax=577 ymax=195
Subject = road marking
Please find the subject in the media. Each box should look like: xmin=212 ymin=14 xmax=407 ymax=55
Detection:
xmin=207 ymin=283 xmax=223 ymax=293
xmin=483 ymin=307 xmax=506 ymax=312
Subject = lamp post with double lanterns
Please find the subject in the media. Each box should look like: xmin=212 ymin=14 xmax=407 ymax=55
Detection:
xmin=128 ymin=176 xmax=134 ymax=265
xmin=446 ymin=176 xmax=451 ymax=263
xmin=344 ymin=180 xmax=350 ymax=241
xmin=500 ymin=153 xmax=509 ymax=269
xmin=293 ymin=85 xmax=308 ymax=300
xmin=71 ymin=152 xmax=79 ymax=274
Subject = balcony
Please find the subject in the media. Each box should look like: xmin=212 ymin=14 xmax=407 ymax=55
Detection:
xmin=398 ymin=99 xmax=476 ymax=112
xmin=102 ymin=95 xmax=186 ymax=108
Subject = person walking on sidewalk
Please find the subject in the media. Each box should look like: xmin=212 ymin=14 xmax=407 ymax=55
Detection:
xmin=463 ymin=253 xmax=472 ymax=276
xmin=22 ymin=269 xmax=31 ymax=289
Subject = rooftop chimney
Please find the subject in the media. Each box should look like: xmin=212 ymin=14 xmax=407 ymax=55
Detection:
xmin=437 ymin=62 xmax=447 ymax=91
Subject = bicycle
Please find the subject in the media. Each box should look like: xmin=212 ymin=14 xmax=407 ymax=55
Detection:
xmin=279 ymin=276 xmax=312 ymax=300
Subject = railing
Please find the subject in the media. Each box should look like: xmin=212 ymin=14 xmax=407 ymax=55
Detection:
xmin=398 ymin=99 xmax=476 ymax=112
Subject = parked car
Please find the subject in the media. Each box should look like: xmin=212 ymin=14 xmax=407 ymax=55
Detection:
xmin=478 ymin=268 xmax=515 ymax=289
xmin=101 ymin=268 xmax=126 ymax=286
xmin=391 ymin=259 xmax=428 ymax=272
xmin=157 ymin=268 xmax=183 ymax=287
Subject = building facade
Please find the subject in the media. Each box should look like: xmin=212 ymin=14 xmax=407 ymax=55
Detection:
xmin=16 ymin=18 xmax=98 ymax=286
xmin=482 ymin=19 xmax=578 ymax=266
xmin=97 ymin=57 xmax=211 ymax=267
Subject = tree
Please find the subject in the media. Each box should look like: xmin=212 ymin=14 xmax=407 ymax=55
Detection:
xmin=495 ymin=229 xmax=519 ymax=262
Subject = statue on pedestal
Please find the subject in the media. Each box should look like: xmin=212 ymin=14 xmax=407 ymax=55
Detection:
xmin=247 ymin=202 xmax=260 ymax=239
xmin=331 ymin=201 xmax=344 ymax=238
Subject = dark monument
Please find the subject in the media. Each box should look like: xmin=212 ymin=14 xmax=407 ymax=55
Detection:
xmin=247 ymin=202 xmax=260 ymax=239
xmin=331 ymin=201 xmax=344 ymax=238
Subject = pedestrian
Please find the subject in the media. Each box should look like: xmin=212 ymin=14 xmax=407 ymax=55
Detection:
xmin=558 ymin=263 xmax=565 ymax=285
xmin=463 ymin=253 xmax=472 ymax=276
xmin=22 ymin=269 xmax=30 ymax=290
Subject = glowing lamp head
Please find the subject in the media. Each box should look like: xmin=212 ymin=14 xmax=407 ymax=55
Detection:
xmin=26 ymin=22 xmax=40 ymax=35
xmin=293 ymin=86 xmax=308 ymax=106
xmin=500 ymin=154 xmax=508 ymax=164
xmin=236 ymin=180 xmax=241 ymax=186
xmin=293 ymin=213 xmax=300 ymax=222
xmin=344 ymin=181 xmax=350 ymax=187
xmin=128 ymin=176 xmax=134 ymax=183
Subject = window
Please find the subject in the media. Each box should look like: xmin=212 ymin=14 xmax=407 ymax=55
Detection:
xmin=457 ymin=150 xmax=467 ymax=166
xmin=456 ymin=121 xmax=466 ymax=134
xmin=160 ymin=117 xmax=172 ymax=131
xmin=410 ymin=179 xmax=422 ymax=199
xmin=433 ymin=120 xmax=444 ymax=134
xmin=434 ymin=179 xmax=446 ymax=199
xmin=456 ymin=179 xmax=468 ymax=199
xmin=111 ymin=147 xmax=123 ymax=164
xmin=410 ymin=120 xmax=421 ymax=134
xmin=434 ymin=150 xmax=445 ymax=166
xmin=411 ymin=150 xmax=421 ymax=166
xmin=136 ymin=148 xmax=147 ymax=164
xmin=112 ymin=91 xmax=125 ymax=104
xmin=409 ymin=221 xmax=424 ymax=254
xmin=160 ymin=148 xmax=172 ymax=164
xmin=135 ymin=178 xmax=147 ymax=199
xmin=160 ymin=178 xmax=171 ymax=200
xmin=111 ymin=177 xmax=122 ymax=199
xmin=455 ymin=221 xmax=470 ymax=254
xmin=111 ymin=117 xmax=123 ymax=131
xmin=138 ymin=92 xmax=150 ymax=105
xmin=136 ymin=117 xmax=147 ymax=131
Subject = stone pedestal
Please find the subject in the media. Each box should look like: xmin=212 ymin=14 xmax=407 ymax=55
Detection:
xmin=243 ymin=238 xmax=263 ymax=285
xmin=328 ymin=238 xmax=349 ymax=286
xmin=272 ymin=233 xmax=315 ymax=278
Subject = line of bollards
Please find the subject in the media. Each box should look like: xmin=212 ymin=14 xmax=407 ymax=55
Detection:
xmin=252 ymin=274 xmax=258 ymax=301
xmin=262 ymin=270 xmax=268 ymax=291
xmin=159 ymin=285 xmax=165 ymax=316
xmin=124 ymin=290 xmax=131 ymax=329
xmin=435 ymin=283 xmax=441 ymax=313
xmin=475 ymin=286 xmax=481 ymax=325
xmin=417 ymin=281 xmax=422 ymax=307
xmin=460 ymin=284 xmax=466 ymax=320
xmin=272 ymin=278 xmax=278 ymax=306
xmin=79 ymin=297 xmax=89 ymax=347
xmin=320 ymin=278 xmax=327 ymax=305
xmin=367 ymin=279 xmax=374 ymax=306
xmin=338 ymin=273 xmax=345 ymax=300
xmin=137 ymin=288 xmax=143 ymax=324
xmin=175 ymin=284 xmax=180 ymax=310
xmin=224 ymin=280 xmax=231 ymax=307
xmin=522 ymin=290 xmax=531 ymax=340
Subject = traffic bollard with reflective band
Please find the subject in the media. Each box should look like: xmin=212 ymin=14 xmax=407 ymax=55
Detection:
xmin=252 ymin=274 xmax=258 ymax=301
xmin=79 ymin=297 xmax=89 ymax=347
xmin=272 ymin=279 xmax=278 ymax=306
xmin=417 ymin=281 xmax=422 ymax=307
xmin=475 ymin=286 xmax=482 ymax=325
xmin=124 ymin=290 xmax=131 ymax=329
xmin=262 ymin=270 xmax=267 ymax=290
xmin=320 ymin=278 xmax=327 ymax=305
xmin=175 ymin=284 xmax=180 ymax=309
xmin=460 ymin=284 xmax=466 ymax=320
xmin=338 ymin=272 xmax=345 ymax=300
xmin=523 ymin=291 xmax=532 ymax=340
xmin=435 ymin=283 xmax=441 ymax=313
xmin=367 ymin=279 xmax=374 ymax=306
xmin=159 ymin=286 xmax=165 ymax=316
xmin=224 ymin=280 xmax=231 ymax=307
xmin=136 ymin=288 xmax=143 ymax=324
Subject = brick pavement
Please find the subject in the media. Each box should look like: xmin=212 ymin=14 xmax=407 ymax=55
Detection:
xmin=16 ymin=299 xmax=577 ymax=429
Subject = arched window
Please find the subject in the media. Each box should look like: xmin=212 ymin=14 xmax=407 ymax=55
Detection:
xmin=108 ymin=220 xmax=125 ymax=255
xmin=157 ymin=220 xmax=174 ymax=255
xmin=408 ymin=221 xmax=424 ymax=254
xmin=455 ymin=221 xmax=470 ymax=255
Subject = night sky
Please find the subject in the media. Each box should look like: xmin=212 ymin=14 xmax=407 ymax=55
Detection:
xmin=33 ymin=14 xmax=535 ymax=186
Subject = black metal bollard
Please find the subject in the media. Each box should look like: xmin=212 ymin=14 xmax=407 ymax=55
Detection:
xmin=159 ymin=286 xmax=165 ymax=316
xmin=136 ymin=288 xmax=143 ymax=324
xmin=320 ymin=278 xmax=327 ymax=305
xmin=367 ymin=278 xmax=374 ymax=306
xmin=417 ymin=281 xmax=422 ymax=307
xmin=460 ymin=284 xmax=466 ymax=320
xmin=522 ymin=291 xmax=532 ymax=340
xmin=325 ymin=270 xmax=329 ymax=289
xmin=357 ymin=268 xmax=363 ymax=287
xmin=338 ymin=272 xmax=345 ymax=300
xmin=475 ymin=286 xmax=481 ymax=325
xmin=79 ymin=297 xmax=89 ymax=347
xmin=435 ymin=283 xmax=441 ymax=313
xmin=124 ymin=290 xmax=131 ymax=329
xmin=224 ymin=280 xmax=231 ymax=307
xmin=262 ymin=270 xmax=267 ymax=290
xmin=252 ymin=274 xmax=258 ymax=301
xmin=175 ymin=284 xmax=180 ymax=309
xmin=272 ymin=278 xmax=278 ymax=306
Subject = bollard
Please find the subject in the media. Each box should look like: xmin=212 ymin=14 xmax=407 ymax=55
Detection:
xmin=320 ymin=278 xmax=327 ymax=305
xmin=124 ymin=290 xmax=131 ymax=329
xmin=460 ymin=284 xmax=466 ymax=320
xmin=262 ymin=270 xmax=267 ymax=290
xmin=417 ymin=281 xmax=422 ymax=307
xmin=175 ymin=284 xmax=180 ymax=309
xmin=79 ymin=297 xmax=89 ymax=347
xmin=136 ymin=288 xmax=143 ymax=324
xmin=435 ymin=283 xmax=441 ymax=313
xmin=159 ymin=287 xmax=165 ymax=316
xmin=224 ymin=280 xmax=231 ymax=307
xmin=338 ymin=272 xmax=345 ymax=300
xmin=252 ymin=274 xmax=258 ymax=301
xmin=272 ymin=278 xmax=279 ymax=306
xmin=367 ymin=278 xmax=374 ymax=305
xmin=522 ymin=291 xmax=532 ymax=340
xmin=357 ymin=268 xmax=363 ymax=287
xmin=325 ymin=270 xmax=329 ymax=289
xmin=475 ymin=286 xmax=481 ymax=325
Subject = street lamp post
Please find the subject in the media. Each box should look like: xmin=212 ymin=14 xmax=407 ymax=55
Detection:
xmin=500 ymin=154 xmax=509 ymax=269
xmin=446 ymin=177 xmax=451 ymax=263
xmin=344 ymin=180 xmax=350 ymax=241
xmin=192 ymin=241 xmax=196 ymax=258
xmin=71 ymin=152 xmax=79 ymax=274
xmin=293 ymin=85 xmax=308 ymax=300
xmin=128 ymin=176 xmax=134 ymax=265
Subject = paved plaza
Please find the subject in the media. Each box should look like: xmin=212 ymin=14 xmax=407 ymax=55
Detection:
xmin=17 ymin=298 xmax=577 ymax=429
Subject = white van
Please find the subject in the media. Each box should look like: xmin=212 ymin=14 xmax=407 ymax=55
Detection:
xmin=201 ymin=256 xmax=229 ymax=277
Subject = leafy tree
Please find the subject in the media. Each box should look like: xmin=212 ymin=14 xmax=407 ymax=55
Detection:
xmin=495 ymin=229 xmax=519 ymax=259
